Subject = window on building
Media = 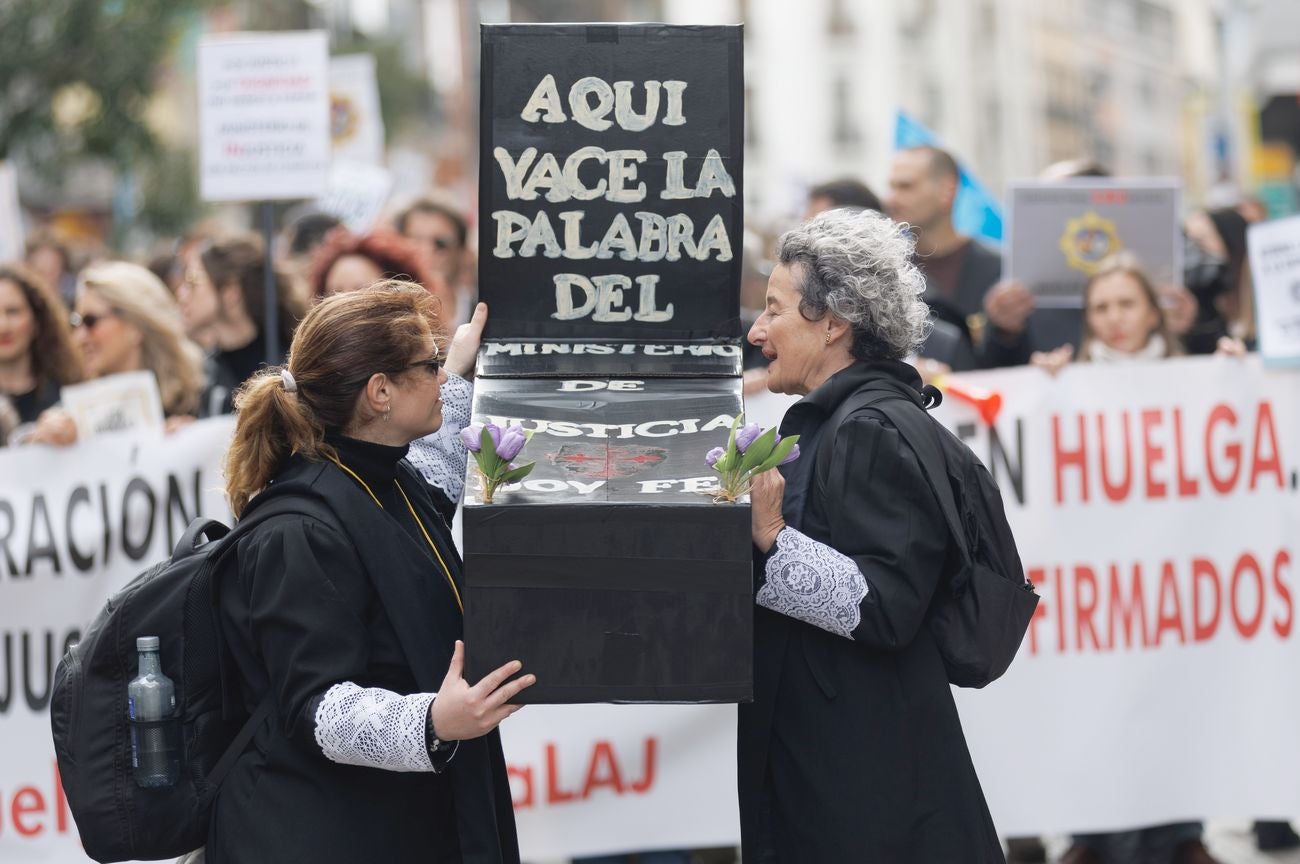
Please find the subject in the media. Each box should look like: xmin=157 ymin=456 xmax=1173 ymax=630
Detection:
xmin=831 ymin=75 xmax=860 ymax=149
xmin=828 ymin=0 xmax=854 ymax=36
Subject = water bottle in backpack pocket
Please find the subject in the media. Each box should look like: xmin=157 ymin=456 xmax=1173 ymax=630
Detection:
xmin=128 ymin=636 xmax=181 ymax=788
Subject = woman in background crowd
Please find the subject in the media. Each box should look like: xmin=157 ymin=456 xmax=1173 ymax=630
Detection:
xmin=309 ymin=228 xmax=456 ymax=332
xmin=0 ymin=264 xmax=83 ymax=429
xmin=393 ymin=196 xmax=475 ymax=327
xmin=25 ymin=231 xmax=77 ymax=306
xmin=1038 ymin=254 xmax=1221 ymax=864
xmin=179 ymin=234 xmax=306 ymax=416
xmin=26 ymin=261 xmax=205 ymax=445
xmin=1182 ymin=207 xmax=1256 ymax=356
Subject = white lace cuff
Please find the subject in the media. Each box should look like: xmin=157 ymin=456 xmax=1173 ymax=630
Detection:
xmin=313 ymin=682 xmax=436 ymax=772
xmin=757 ymin=527 xmax=868 ymax=639
xmin=408 ymin=372 xmax=473 ymax=502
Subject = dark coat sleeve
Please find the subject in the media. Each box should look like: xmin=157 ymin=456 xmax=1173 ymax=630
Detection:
xmin=235 ymin=516 xmax=372 ymax=746
xmin=824 ymin=412 xmax=951 ymax=650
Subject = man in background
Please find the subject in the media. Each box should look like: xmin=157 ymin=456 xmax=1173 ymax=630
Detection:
xmin=887 ymin=145 xmax=1032 ymax=369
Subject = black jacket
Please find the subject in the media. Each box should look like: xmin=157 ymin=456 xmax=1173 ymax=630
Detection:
xmin=737 ymin=361 xmax=1003 ymax=863
xmin=209 ymin=441 xmax=519 ymax=864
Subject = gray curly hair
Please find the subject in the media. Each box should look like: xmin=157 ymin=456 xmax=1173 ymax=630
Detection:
xmin=776 ymin=208 xmax=931 ymax=361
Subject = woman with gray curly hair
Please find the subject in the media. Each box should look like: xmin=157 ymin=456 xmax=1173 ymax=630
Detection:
xmin=740 ymin=208 xmax=1003 ymax=861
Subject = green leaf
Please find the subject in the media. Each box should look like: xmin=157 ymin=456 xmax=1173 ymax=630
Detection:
xmin=750 ymin=434 xmax=800 ymax=475
xmin=738 ymin=427 xmax=779 ymax=473
xmin=479 ymin=427 xmax=505 ymax=475
xmin=724 ymin=412 xmax=742 ymax=456
xmin=498 ymin=462 xmax=536 ymax=484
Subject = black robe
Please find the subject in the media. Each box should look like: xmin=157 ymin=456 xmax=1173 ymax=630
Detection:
xmin=737 ymin=361 xmax=1004 ymax=863
xmin=209 ymin=437 xmax=519 ymax=864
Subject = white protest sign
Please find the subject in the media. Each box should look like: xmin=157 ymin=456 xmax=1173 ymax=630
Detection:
xmin=329 ymin=54 xmax=385 ymax=166
xmin=314 ymin=159 xmax=394 ymax=233
xmin=198 ymin=31 xmax=330 ymax=202
xmin=1247 ymin=214 xmax=1300 ymax=366
xmin=0 ymin=161 xmax=23 ymax=261
xmin=58 ymin=371 xmax=165 ymax=440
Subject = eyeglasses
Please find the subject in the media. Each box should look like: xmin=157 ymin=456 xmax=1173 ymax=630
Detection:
xmin=70 ymin=310 xmax=117 ymax=330
xmin=403 ymin=353 xmax=444 ymax=374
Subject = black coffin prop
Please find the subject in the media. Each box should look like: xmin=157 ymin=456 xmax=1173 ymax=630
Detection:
xmin=463 ymin=377 xmax=750 ymax=703
xmin=467 ymin=24 xmax=750 ymax=703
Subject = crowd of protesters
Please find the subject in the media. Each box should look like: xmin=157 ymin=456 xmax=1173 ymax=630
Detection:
xmin=0 ymin=196 xmax=472 ymax=447
xmin=2 ymin=148 xmax=1295 ymax=864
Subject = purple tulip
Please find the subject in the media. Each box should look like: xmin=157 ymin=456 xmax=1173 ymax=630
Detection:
xmin=735 ymin=422 xmax=762 ymax=454
xmin=705 ymin=446 xmax=725 ymax=467
xmin=779 ymin=443 xmax=801 ymax=465
xmin=485 ymin=423 xmax=502 ymax=451
xmin=459 ymin=425 xmax=483 ymax=452
xmin=497 ymin=426 xmax=528 ymax=461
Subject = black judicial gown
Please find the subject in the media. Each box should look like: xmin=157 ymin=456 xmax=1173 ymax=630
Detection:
xmin=737 ymin=361 xmax=1004 ymax=863
xmin=208 ymin=437 xmax=519 ymax=864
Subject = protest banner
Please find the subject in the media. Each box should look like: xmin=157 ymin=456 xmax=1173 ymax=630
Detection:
xmin=328 ymin=54 xmax=385 ymax=166
xmin=197 ymin=31 xmax=331 ymax=202
xmin=1004 ymin=179 xmax=1182 ymax=308
xmin=0 ymin=161 xmax=23 ymax=261
xmin=1247 ymin=214 xmax=1300 ymax=366
xmin=4 ymin=358 xmax=1299 ymax=861
xmin=0 ymin=418 xmax=234 ymax=863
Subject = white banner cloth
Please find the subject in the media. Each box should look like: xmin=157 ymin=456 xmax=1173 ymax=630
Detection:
xmin=3 ymin=356 xmax=1299 ymax=860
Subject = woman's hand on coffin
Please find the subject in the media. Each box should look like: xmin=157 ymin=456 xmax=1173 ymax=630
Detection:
xmin=430 ymin=639 xmax=534 ymax=740
xmin=750 ymin=468 xmax=787 ymax=554
xmin=444 ymin=302 xmax=488 ymax=379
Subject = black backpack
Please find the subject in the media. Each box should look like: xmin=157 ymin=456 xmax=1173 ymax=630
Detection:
xmin=50 ymin=497 xmax=330 ymax=863
xmin=815 ymin=380 xmax=1038 ymax=688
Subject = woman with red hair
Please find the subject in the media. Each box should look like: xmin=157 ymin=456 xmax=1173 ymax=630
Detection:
xmin=309 ymin=229 xmax=457 ymax=331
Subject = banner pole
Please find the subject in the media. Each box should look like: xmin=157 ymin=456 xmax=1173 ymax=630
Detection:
xmin=262 ymin=201 xmax=280 ymax=366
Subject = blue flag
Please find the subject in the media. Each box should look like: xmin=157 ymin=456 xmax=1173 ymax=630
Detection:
xmin=894 ymin=110 xmax=1003 ymax=245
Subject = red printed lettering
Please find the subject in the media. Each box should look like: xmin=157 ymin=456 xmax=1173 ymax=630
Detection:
xmin=1107 ymin=562 xmax=1149 ymax=649
xmin=1249 ymin=402 xmax=1284 ymax=491
xmin=1274 ymin=550 xmax=1294 ymax=638
xmin=1205 ymin=405 xmax=1241 ymax=494
xmin=1153 ymin=562 xmax=1186 ymax=646
xmin=1231 ymin=554 xmax=1266 ymax=639
xmin=1053 ymin=414 xmax=1089 ymax=504
xmin=1097 ymin=412 xmax=1133 ymax=502
xmin=1141 ymin=409 xmax=1167 ymax=499
xmin=629 ymin=738 xmax=657 ymax=793
xmin=1172 ymin=408 xmax=1200 ymax=497
xmin=1026 ymin=567 xmax=1048 ymax=655
xmin=11 ymin=787 xmax=45 ymax=838
xmin=582 ymin=741 xmax=625 ymax=797
xmin=1191 ymin=558 xmax=1221 ymax=642
xmin=1074 ymin=565 xmax=1100 ymax=651
xmin=545 ymin=743 xmax=579 ymax=804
